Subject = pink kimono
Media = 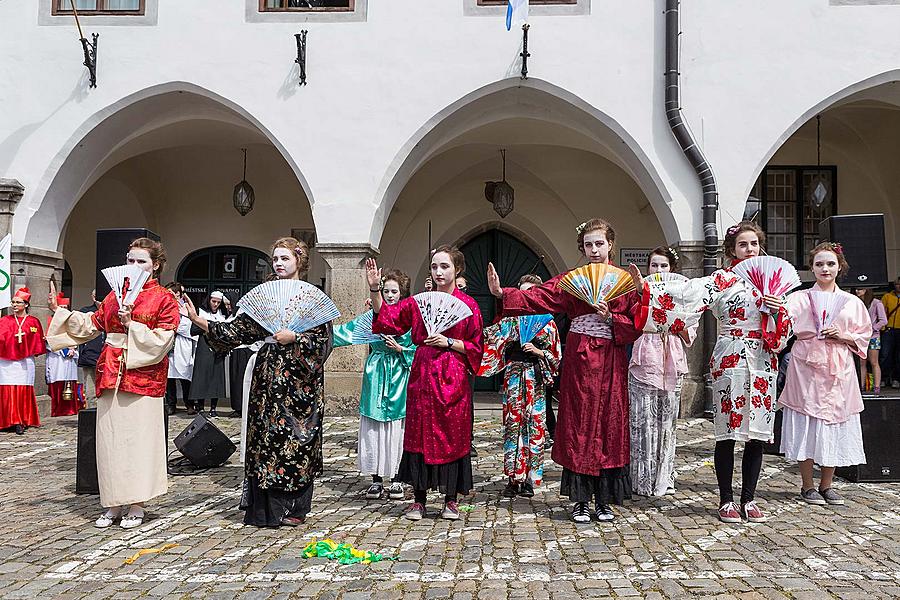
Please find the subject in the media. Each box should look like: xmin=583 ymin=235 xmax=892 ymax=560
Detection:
xmin=373 ymin=289 xmax=483 ymax=465
xmin=779 ymin=288 xmax=872 ymax=424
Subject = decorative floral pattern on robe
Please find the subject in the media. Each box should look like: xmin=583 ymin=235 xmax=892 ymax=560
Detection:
xmin=637 ymin=267 xmax=793 ymax=442
xmin=480 ymin=316 xmax=561 ymax=486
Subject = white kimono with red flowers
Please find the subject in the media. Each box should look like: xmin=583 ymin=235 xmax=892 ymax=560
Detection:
xmin=637 ymin=268 xmax=793 ymax=442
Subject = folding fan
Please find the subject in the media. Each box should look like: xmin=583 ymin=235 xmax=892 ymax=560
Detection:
xmin=645 ymin=272 xmax=688 ymax=284
xmin=101 ymin=265 xmax=150 ymax=307
xmin=557 ymin=263 xmax=636 ymax=306
xmin=349 ymin=311 xmax=385 ymax=345
xmin=237 ymin=280 xmax=340 ymax=335
xmin=518 ymin=314 xmax=554 ymax=345
xmin=413 ymin=291 xmax=473 ymax=336
xmin=731 ymin=256 xmax=802 ymax=313
xmin=809 ymin=290 xmax=850 ymax=339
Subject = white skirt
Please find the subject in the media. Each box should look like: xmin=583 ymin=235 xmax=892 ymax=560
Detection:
xmin=779 ymin=407 xmax=866 ymax=467
xmin=357 ymin=415 xmax=405 ymax=478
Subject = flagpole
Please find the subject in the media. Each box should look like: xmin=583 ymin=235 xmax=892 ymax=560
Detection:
xmin=70 ymin=0 xmax=85 ymax=40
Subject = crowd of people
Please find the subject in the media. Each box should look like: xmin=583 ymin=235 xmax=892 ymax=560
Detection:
xmin=0 ymin=215 xmax=879 ymax=529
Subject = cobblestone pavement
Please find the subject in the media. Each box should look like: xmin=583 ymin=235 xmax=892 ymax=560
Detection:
xmin=0 ymin=413 xmax=898 ymax=599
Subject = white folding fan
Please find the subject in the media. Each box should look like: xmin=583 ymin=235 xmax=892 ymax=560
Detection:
xmin=645 ymin=272 xmax=688 ymax=285
xmin=413 ymin=291 xmax=473 ymax=336
xmin=809 ymin=290 xmax=850 ymax=339
xmin=237 ymin=280 xmax=340 ymax=335
xmin=349 ymin=310 xmax=385 ymax=345
xmin=101 ymin=265 xmax=150 ymax=306
xmin=731 ymin=256 xmax=802 ymax=313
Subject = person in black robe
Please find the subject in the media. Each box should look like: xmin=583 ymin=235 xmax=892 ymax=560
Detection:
xmin=188 ymin=291 xmax=228 ymax=416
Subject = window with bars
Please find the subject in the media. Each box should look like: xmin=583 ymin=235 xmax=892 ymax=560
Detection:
xmin=749 ymin=166 xmax=837 ymax=268
xmin=260 ymin=0 xmax=354 ymax=11
xmin=53 ymin=0 xmax=144 ymax=14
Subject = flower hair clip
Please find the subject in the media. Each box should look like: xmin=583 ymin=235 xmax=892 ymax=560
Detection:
xmin=668 ymin=246 xmax=680 ymax=261
xmin=575 ymin=221 xmax=588 ymax=235
xmin=726 ymin=224 xmax=741 ymax=237
xmin=833 ymin=243 xmax=843 ymax=255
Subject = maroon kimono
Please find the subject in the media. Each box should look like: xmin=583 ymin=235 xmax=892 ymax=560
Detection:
xmin=373 ymin=289 xmax=483 ymax=465
xmin=500 ymin=274 xmax=641 ymax=475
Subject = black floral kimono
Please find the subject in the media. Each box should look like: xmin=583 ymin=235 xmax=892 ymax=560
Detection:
xmin=206 ymin=313 xmax=331 ymax=527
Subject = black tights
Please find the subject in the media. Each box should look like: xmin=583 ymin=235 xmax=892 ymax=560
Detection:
xmin=413 ymin=490 xmax=456 ymax=505
xmin=165 ymin=379 xmax=190 ymax=409
xmin=714 ymin=439 xmax=764 ymax=506
xmin=372 ymin=475 xmax=398 ymax=484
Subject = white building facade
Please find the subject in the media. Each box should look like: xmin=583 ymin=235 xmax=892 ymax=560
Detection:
xmin=3 ymin=0 xmax=900 ymax=411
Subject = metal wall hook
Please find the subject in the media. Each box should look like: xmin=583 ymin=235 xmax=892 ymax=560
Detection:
xmin=295 ymin=30 xmax=308 ymax=86
xmin=520 ymin=24 xmax=530 ymax=80
xmin=81 ymin=33 xmax=99 ymax=89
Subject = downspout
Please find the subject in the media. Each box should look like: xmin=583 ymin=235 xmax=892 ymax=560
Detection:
xmin=664 ymin=0 xmax=718 ymax=412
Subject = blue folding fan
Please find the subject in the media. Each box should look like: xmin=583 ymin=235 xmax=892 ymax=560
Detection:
xmin=518 ymin=314 xmax=554 ymax=344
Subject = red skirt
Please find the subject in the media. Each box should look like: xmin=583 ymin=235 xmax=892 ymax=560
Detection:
xmin=0 ymin=385 xmax=40 ymax=429
xmin=49 ymin=381 xmax=84 ymax=417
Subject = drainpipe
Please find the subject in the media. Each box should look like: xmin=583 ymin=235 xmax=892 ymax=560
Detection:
xmin=665 ymin=0 xmax=718 ymax=412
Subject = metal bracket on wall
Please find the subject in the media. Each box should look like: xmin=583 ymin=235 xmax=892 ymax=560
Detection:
xmin=520 ymin=24 xmax=530 ymax=79
xmin=80 ymin=33 xmax=99 ymax=88
xmin=295 ymin=30 xmax=308 ymax=86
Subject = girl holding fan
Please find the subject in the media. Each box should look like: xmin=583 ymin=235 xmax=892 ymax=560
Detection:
xmin=332 ymin=269 xmax=416 ymax=501
xmin=630 ymin=222 xmax=793 ymax=523
xmin=779 ymin=243 xmax=871 ymax=506
xmin=185 ymin=237 xmax=332 ymax=528
xmin=487 ymin=218 xmax=642 ymax=523
xmin=367 ymin=246 xmax=483 ymax=521
xmin=628 ymin=247 xmax=696 ymax=497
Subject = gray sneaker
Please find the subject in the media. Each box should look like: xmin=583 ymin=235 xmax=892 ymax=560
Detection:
xmin=801 ymin=488 xmax=826 ymax=505
xmin=819 ymin=488 xmax=845 ymax=506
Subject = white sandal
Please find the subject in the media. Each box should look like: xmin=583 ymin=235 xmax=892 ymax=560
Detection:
xmin=95 ymin=509 xmax=120 ymax=528
xmin=120 ymin=510 xmax=145 ymax=529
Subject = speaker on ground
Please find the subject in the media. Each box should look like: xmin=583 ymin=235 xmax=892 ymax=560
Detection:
xmin=174 ymin=413 xmax=236 ymax=469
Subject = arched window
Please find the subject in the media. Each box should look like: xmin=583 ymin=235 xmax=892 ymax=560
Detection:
xmin=176 ymin=246 xmax=270 ymax=308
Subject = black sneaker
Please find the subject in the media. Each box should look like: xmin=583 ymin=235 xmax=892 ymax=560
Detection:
xmin=209 ymin=409 xmax=218 ymax=418
xmin=365 ymin=482 xmax=384 ymax=500
xmin=13 ymin=424 xmax=24 ymax=435
xmin=501 ymin=481 xmax=519 ymax=498
xmin=595 ymin=503 xmax=615 ymax=522
xmin=470 ymin=445 xmax=478 ymax=457
xmin=517 ymin=482 xmax=535 ymax=498
xmin=571 ymin=502 xmax=591 ymax=523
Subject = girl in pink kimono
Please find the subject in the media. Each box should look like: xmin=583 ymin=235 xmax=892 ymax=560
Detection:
xmin=779 ymin=243 xmax=871 ymax=507
xmin=367 ymin=246 xmax=483 ymax=522
xmin=628 ymin=247 xmax=696 ymax=497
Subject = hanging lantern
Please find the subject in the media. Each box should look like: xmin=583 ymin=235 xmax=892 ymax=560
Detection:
xmin=233 ymin=148 xmax=255 ymax=217
xmin=483 ymin=149 xmax=514 ymax=219
xmin=810 ymin=115 xmax=830 ymax=209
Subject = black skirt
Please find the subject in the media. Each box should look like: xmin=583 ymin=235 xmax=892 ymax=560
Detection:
xmin=396 ymin=451 xmax=473 ymax=497
xmin=240 ymin=476 xmax=313 ymax=527
xmin=560 ymin=466 xmax=631 ymax=505
xmin=228 ymin=347 xmax=253 ymax=413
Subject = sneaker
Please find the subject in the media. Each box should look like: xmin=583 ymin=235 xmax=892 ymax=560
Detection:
xmin=819 ymin=488 xmax=845 ymax=506
xmin=517 ymin=482 xmax=535 ymax=498
xmin=365 ymin=482 xmax=384 ymax=500
xmin=209 ymin=409 xmax=218 ymax=418
xmin=404 ymin=502 xmax=425 ymax=521
xmin=386 ymin=482 xmax=405 ymax=500
xmin=545 ymin=438 xmax=554 ymax=450
xmin=94 ymin=508 xmax=121 ymax=528
xmin=741 ymin=500 xmax=767 ymax=523
xmin=501 ymin=481 xmax=519 ymax=498
xmin=165 ymin=405 xmax=176 ymax=416
xmin=800 ymin=488 xmax=826 ymax=505
xmin=120 ymin=509 xmax=144 ymax=529
xmin=595 ymin=503 xmax=615 ymax=522
xmin=718 ymin=502 xmax=742 ymax=523
xmin=280 ymin=516 xmax=305 ymax=527
xmin=892 ymin=380 xmax=899 ymax=389
xmin=441 ymin=501 xmax=460 ymax=520
xmin=470 ymin=445 xmax=478 ymax=458
xmin=13 ymin=424 xmax=24 ymax=435
xmin=571 ymin=502 xmax=591 ymax=524
xmin=664 ymin=486 xmax=676 ymax=495
xmin=186 ymin=407 xmax=197 ymax=416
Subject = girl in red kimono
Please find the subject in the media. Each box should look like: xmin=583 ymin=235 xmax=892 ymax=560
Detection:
xmin=367 ymin=245 xmax=483 ymax=521
xmin=487 ymin=218 xmax=642 ymax=524
xmin=0 ymin=287 xmax=44 ymax=435
xmin=47 ymin=238 xmax=179 ymax=529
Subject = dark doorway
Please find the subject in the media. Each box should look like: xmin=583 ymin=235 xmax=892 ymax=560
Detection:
xmin=460 ymin=229 xmax=552 ymax=392
xmin=176 ymin=246 xmax=271 ymax=307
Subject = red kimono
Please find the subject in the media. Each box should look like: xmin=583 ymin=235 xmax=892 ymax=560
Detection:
xmin=373 ymin=289 xmax=483 ymax=465
xmin=0 ymin=315 xmax=44 ymax=429
xmin=499 ymin=274 xmax=642 ymax=476
xmin=89 ymin=281 xmax=180 ymax=398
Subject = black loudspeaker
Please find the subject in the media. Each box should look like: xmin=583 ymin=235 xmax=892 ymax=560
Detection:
xmin=818 ymin=214 xmax=887 ymax=287
xmin=174 ymin=413 xmax=236 ymax=468
xmin=76 ymin=408 xmax=99 ymax=495
xmin=836 ymin=398 xmax=900 ymax=482
xmin=95 ymin=228 xmax=160 ymax=299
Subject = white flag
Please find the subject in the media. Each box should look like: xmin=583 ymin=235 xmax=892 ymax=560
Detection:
xmin=506 ymin=0 xmax=528 ymax=31
xmin=0 ymin=234 xmax=10 ymax=311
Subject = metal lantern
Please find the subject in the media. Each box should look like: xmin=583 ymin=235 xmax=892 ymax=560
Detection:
xmin=483 ymin=149 xmax=514 ymax=219
xmin=233 ymin=148 xmax=255 ymax=217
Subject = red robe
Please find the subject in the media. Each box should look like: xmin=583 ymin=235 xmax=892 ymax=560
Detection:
xmin=373 ymin=289 xmax=483 ymax=465
xmin=499 ymin=274 xmax=641 ymax=475
xmin=90 ymin=280 xmax=180 ymax=398
xmin=0 ymin=315 xmax=44 ymax=429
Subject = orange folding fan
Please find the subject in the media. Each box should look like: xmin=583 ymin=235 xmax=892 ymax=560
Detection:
xmin=557 ymin=263 xmax=636 ymax=306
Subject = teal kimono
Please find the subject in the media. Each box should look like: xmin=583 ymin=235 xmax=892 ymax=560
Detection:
xmin=333 ymin=318 xmax=416 ymax=422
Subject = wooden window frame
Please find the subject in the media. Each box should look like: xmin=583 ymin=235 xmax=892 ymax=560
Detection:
xmin=259 ymin=0 xmax=355 ymax=12
xmin=52 ymin=0 xmax=145 ymax=16
xmin=755 ymin=165 xmax=838 ymax=268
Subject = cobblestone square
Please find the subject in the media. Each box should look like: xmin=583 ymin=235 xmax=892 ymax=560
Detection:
xmin=1 ymin=413 xmax=898 ymax=599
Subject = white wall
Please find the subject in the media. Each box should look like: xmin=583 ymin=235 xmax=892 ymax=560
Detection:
xmin=5 ymin=0 xmax=900 ymax=253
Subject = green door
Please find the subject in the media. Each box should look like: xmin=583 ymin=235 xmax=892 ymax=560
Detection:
xmin=461 ymin=230 xmax=552 ymax=392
